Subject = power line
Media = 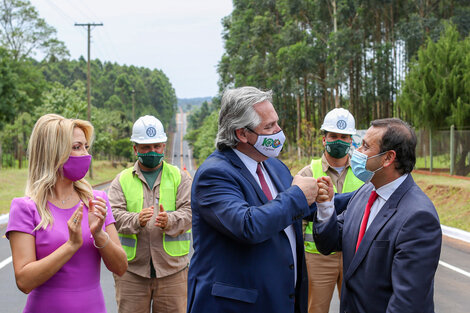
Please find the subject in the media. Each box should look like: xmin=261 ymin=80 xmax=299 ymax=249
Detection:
xmin=43 ymin=0 xmax=76 ymax=25
xmin=67 ymin=0 xmax=120 ymax=61
xmin=67 ymin=0 xmax=121 ymax=62
xmin=72 ymin=0 xmax=101 ymax=23
xmin=38 ymin=0 xmax=120 ymax=63
xmin=66 ymin=0 xmax=94 ymax=24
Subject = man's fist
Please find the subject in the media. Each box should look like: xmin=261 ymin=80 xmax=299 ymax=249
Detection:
xmin=292 ymin=175 xmax=318 ymax=205
xmin=316 ymin=176 xmax=334 ymax=203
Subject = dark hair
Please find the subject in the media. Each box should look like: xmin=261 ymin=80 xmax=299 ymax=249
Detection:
xmin=370 ymin=118 xmax=416 ymax=174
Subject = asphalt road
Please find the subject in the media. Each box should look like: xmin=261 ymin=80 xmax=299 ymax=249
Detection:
xmin=172 ymin=110 xmax=196 ymax=178
xmin=0 ymin=111 xmax=196 ymax=312
xmin=1 ymin=112 xmax=470 ymax=312
xmin=2 ymin=224 xmax=470 ymax=312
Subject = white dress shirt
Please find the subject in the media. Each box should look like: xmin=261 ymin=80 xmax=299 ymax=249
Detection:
xmin=233 ymin=148 xmax=297 ymax=285
xmin=317 ymin=174 xmax=408 ymax=231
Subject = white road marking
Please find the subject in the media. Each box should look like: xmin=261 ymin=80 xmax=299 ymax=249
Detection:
xmin=1 ymin=253 xmax=469 ymax=281
xmin=439 ymin=260 xmax=470 ymax=279
xmin=0 ymin=256 xmax=12 ymax=270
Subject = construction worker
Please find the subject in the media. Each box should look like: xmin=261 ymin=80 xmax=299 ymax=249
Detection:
xmin=297 ymin=108 xmax=363 ymax=313
xmin=109 ymin=115 xmax=192 ymax=313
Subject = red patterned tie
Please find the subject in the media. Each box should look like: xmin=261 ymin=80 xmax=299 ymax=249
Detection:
xmin=256 ymin=163 xmax=273 ymax=200
xmin=355 ymin=190 xmax=378 ymax=252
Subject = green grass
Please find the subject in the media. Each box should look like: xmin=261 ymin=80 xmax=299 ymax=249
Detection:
xmin=0 ymin=160 xmax=131 ymax=215
xmin=3 ymin=156 xmax=470 ymax=232
xmin=281 ymin=156 xmax=313 ymax=176
xmin=415 ymin=154 xmax=450 ymax=170
xmin=412 ymin=173 xmax=470 ymax=231
xmin=0 ymin=167 xmax=28 ymax=215
xmin=86 ymin=160 xmax=132 ymax=186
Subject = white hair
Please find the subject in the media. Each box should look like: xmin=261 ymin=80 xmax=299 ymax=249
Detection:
xmin=216 ymin=87 xmax=272 ymax=150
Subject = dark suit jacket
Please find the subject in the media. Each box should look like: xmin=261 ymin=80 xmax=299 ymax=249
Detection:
xmin=187 ymin=148 xmax=312 ymax=313
xmin=314 ymin=174 xmax=442 ymax=313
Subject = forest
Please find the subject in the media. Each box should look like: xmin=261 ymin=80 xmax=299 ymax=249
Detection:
xmin=186 ymin=0 xmax=470 ymax=176
xmin=0 ymin=0 xmax=177 ymax=168
xmin=2 ymin=0 xmax=470 ymax=175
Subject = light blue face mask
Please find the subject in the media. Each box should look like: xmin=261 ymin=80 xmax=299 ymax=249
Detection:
xmin=350 ymin=150 xmax=387 ymax=183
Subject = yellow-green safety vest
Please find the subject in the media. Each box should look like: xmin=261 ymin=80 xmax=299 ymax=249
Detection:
xmin=304 ymin=158 xmax=363 ymax=254
xmin=118 ymin=161 xmax=191 ymax=261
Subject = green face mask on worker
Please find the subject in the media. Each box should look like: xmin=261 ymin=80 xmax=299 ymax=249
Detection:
xmin=325 ymin=140 xmax=351 ymax=159
xmin=137 ymin=151 xmax=164 ymax=168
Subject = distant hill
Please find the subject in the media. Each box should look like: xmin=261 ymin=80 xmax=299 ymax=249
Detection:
xmin=178 ymin=97 xmax=212 ymax=112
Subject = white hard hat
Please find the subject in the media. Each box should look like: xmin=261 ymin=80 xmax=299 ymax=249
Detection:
xmin=320 ymin=108 xmax=356 ymax=135
xmin=130 ymin=115 xmax=167 ymax=144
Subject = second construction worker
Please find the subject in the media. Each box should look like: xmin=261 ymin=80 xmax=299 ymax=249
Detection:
xmin=109 ymin=115 xmax=192 ymax=313
xmin=297 ymin=108 xmax=363 ymax=313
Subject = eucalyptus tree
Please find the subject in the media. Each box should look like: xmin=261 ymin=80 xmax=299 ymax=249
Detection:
xmin=215 ymin=0 xmax=470 ymax=159
xmin=0 ymin=0 xmax=69 ymax=60
xmin=0 ymin=47 xmax=45 ymax=129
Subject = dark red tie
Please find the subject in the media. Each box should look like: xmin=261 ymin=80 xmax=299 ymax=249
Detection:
xmin=256 ymin=163 xmax=273 ymax=200
xmin=355 ymin=190 xmax=378 ymax=252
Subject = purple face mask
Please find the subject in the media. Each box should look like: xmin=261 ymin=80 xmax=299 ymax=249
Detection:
xmin=62 ymin=155 xmax=92 ymax=181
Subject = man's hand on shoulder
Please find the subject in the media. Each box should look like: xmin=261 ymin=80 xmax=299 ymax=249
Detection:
xmin=292 ymin=175 xmax=318 ymax=205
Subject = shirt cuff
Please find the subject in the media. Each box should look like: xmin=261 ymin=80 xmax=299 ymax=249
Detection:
xmin=316 ymin=197 xmax=335 ymax=222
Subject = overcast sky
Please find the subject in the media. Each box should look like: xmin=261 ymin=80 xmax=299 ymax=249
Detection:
xmin=29 ymin=0 xmax=233 ymax=99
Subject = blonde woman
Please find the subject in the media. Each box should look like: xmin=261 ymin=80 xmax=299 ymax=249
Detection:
xmin=6 ymin=114 xmax=127 ymax=313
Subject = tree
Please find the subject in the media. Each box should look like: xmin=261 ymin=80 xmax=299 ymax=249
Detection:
xmin=185 ymin=111 xmax=218 ymax=164
xmin=0 ymin=46 xmax=45 ymax=128
xmin=35 ymin=81 xmax=88 ymax=119
xmin=0 ymin=0 xmax=69 ymax=60
xmin=215 ymin=0 xmax=470 ymax=160
xmin=399 ymin=23 xmax=470 ymax=175
xmin=0 ymin=111 xmax=33 ymax=168
xmin=188 ymin=101 xmax=212 ymax=130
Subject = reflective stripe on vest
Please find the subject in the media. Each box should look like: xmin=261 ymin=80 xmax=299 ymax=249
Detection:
xmin=118 ymin=161 xmax=191 ymax=261
xmin=304 ymin=158 xmax=363 ymax=254
xmin=119 ymin=235 xmax=136 ymax=248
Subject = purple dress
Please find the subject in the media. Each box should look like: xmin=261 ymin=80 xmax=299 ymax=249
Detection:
xmin=6 ymin=190 xmax=115 ymax=313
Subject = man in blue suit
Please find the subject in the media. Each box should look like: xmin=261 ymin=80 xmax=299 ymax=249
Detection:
xmin=313 ymin=118 xmax=442 ymax=313
xmin=187 ymin=86 xmax=323 ymax=313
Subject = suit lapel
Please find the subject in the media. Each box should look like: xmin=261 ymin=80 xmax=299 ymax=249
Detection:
xmin=342 ymin=184 xmax=373 ymax=261
xmin=264 ymin=160 xmax=287 ymax=194
xmin=222 ymin=149 xmax=268 ymax=203
xmin=345 ymin=204 xmax=396 ymax=281
xmin=344 ymin=175 xmax=414 ymax=281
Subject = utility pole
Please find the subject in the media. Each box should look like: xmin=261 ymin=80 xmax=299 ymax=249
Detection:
xmin=75 ymin=22 xmax=103 ymax=179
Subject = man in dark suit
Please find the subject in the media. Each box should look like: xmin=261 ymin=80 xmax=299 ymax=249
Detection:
xmin=187 ymin=86 xmax=322 ymax=313
xmin=314 ymin=118 xmax=442 ymax=313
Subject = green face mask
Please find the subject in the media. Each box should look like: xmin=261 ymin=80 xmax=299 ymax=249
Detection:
xmin=325 ymin=140 xmax=351 ymax=159
xmin=137 ymin=151 xmax=164 ymax=169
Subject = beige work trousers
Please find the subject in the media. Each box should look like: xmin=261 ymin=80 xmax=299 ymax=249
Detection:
xmin=306 ymin=252 xmax=343 ymax=313
xmin=114 ymin=267 xmax=188 ymax=313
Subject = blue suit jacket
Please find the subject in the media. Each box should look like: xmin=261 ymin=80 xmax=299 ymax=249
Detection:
xmin=314 ymin=174 xmax=442 ymax=313
xmin=187 ymin=149 xmax=313 ymax=313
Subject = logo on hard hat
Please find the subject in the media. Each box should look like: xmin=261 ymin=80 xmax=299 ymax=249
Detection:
xmin=337 ymin=120 xmax=347 ymax=130
xmin=146 ymin=127 xmax=157 ymax=137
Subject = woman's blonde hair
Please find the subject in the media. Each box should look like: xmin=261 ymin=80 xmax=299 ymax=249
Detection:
xmin=26 ymin=114 xmax=95 ymax=230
